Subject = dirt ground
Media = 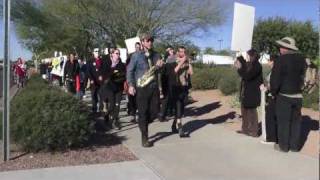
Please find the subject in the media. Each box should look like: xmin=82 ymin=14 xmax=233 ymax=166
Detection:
xmin=0 ymin=144 xmax=137 ymax=172
xmin=0 ymin=120 xmax=138 ymax=172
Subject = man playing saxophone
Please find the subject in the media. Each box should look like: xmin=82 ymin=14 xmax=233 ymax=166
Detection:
xmin=127 ymin=33 xmax=164 ymax=147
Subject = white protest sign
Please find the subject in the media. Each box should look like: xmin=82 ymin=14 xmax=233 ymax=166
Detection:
xmin=231 ymin=2 xmax=255 ymax=52
xmin=51 ymin=57 xmax=62 ymax=76
xmin=51 ymin=56 xmax=67 ymax=77
xmin=119 ymin=48 xmax=127 ymax=63
xmin=125 ymin=37 xmax=141 ymax=54
xmin=104 ymin=48 xmax=109 ymax=55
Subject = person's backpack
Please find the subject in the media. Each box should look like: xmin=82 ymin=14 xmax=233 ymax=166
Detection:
xmin=303 ymin=58 xmax=318 ymax=94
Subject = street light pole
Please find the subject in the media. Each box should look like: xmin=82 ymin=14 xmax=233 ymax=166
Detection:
xmin=218 ymin=39 xmax=223 ymax=50
xmin=2 ymin=0 xmax=11 ymax=162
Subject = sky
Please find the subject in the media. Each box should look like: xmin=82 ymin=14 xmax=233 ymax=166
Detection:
xmin=0 ymin=0 xmax=319 ymax=60
xmin=190 ymin=0 xmax=319 ymax=50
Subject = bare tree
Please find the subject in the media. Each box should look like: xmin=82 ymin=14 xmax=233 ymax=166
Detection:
xmin=12 ymin=0 xmax=226 ymax=55
xmin=75 ymin=0 xmax=226 ymax=45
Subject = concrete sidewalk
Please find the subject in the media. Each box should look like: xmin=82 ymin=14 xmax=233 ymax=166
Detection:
xmin=116 ymin=114 xmax=318 ymax=180
xmin=114 ymin=90 xmax=319 ymax=180
xmin=0 ymin=85 xmax=19 ymax=110
xmin=0 ymin=160 xmax=161 ymax=180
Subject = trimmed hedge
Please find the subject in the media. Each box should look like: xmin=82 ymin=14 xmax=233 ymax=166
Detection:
xmin=191 ymin=63 xmax=319 ymax=110
xmin=303 ymin=87 xmax=319 ymax=111
xmin=191 ymin=64 xmax=240 ymax=95
xmin=217 ymin=68 xmax=240 ymax=95
xmin=10 ymin=75 xmax=93 ymax=152
xmin=191 ymin=67 xmax=222 ymax=90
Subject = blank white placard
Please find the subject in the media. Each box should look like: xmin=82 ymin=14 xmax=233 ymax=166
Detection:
xmin=125 ymin=37 xmax=141 ymax=54
xmin=231 ymin=2 xmax=255 ymax=52
xmin=119 ymin=48 xmax=128 ymax=63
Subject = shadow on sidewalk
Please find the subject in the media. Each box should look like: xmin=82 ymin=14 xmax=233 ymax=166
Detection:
xmin=86 ymin=112 xmax=128 ymax=148
xmin=149 ymin=102 xmax=225 ymax=144
xmin=183 ymin=111 xmax=237 ymax=136
xmin=149 ymin=132 xmax=176 ymax=144
xmin=300 ymin=115 xmax=319 ymax=149
xmin=185 ymin=101 xmax=222 ymax=117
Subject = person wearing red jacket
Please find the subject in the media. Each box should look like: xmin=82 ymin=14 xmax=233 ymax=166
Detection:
xmin=15 ymin=58 xmax=27 ymax=88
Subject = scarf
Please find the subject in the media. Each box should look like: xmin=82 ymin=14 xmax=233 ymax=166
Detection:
xmin=95 ymin=57 xmax=102 ymax=69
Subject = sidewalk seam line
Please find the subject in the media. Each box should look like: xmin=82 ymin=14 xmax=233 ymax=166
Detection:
xmin=122 ymin=143 xmax=165 ymax=180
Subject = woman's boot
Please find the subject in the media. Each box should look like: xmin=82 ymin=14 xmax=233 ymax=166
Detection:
xmin=171 ymin=119 xmax=178 ymax=133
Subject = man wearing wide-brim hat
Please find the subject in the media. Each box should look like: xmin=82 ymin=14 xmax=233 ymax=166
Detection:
xmin=270 ymin=37 xmax=307 ymax=152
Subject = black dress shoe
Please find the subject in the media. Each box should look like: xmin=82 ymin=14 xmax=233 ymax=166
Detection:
xmin=142 ymin=135 xmax=153 ymax=148
xmin=142 ymin=141 xmax=153 ymax=148
xmin=177 ymin=123 xmax=188 ymax=138
xmin=179 ymin=131 xmax=189 ymax=138
xmin=290 ymin=147 xmax=300 ymax=152
xmin=158 ymin=115 xmax=167 ymax=122
xmin=290 ymin=149 xmax=300 ymax=152
xmin=274 ymin=144 xmax=289 ymax=153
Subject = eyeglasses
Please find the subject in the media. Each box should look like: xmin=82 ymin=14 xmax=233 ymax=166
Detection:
xmin=114 ymin=53 xmax=120 ymax=55
xmin=145 ymin=39 xmax=153 ymax=42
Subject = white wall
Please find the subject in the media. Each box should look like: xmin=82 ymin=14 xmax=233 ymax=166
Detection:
xmin=202 ymin=55 xmax=235 ymax=65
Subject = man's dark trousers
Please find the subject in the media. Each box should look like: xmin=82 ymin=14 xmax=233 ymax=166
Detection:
xmin=276 ymin=95 xmax=302 ymax=151
xmin=136 ymin=85 xmax=160 ymax=139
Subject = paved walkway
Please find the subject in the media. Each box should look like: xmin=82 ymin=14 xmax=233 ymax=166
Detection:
xmin=116 ymin=90 xmax=318 ymax=180
xmin=0 ymin=85 xmax=19 ymax=110
xmin=117 ymin=104 xmax=318 ymax=179
xmin=0 ymin=161 xmax=161 ymax=180
xmin=0 ymin=90 xmax=318 ymax=180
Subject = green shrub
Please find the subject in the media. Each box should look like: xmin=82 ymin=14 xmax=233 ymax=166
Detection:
xmin=10 ymin=75 xmax=93 ymax=152
xmin=192 ymin=67 xmax=218 ymax=89
xmin=191 ymin=62 xmax=209 ymax=69
xmin=303 ymin=87 xmax=319 ymax=111
xmin=218 ymin=70 xmax=240 ymax=95
xmin=192 ymin=63 xmax=318 ymax=111
xmin=191 ymin=65 xmax=233 ymax=90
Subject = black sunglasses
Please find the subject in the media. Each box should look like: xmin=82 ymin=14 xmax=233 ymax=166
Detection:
xmin=145 ymin=38 xmax=154 ymax=42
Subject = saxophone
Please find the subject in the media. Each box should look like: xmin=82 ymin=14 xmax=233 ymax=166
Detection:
xmin=137 ymin=50 xmax=158 ymax=88
xmin=137 ymin=66 xmax=157 ymax=87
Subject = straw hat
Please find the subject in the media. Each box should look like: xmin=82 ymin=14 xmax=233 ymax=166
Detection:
xmin=276 ymin=37 xmax=299 ymax=51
